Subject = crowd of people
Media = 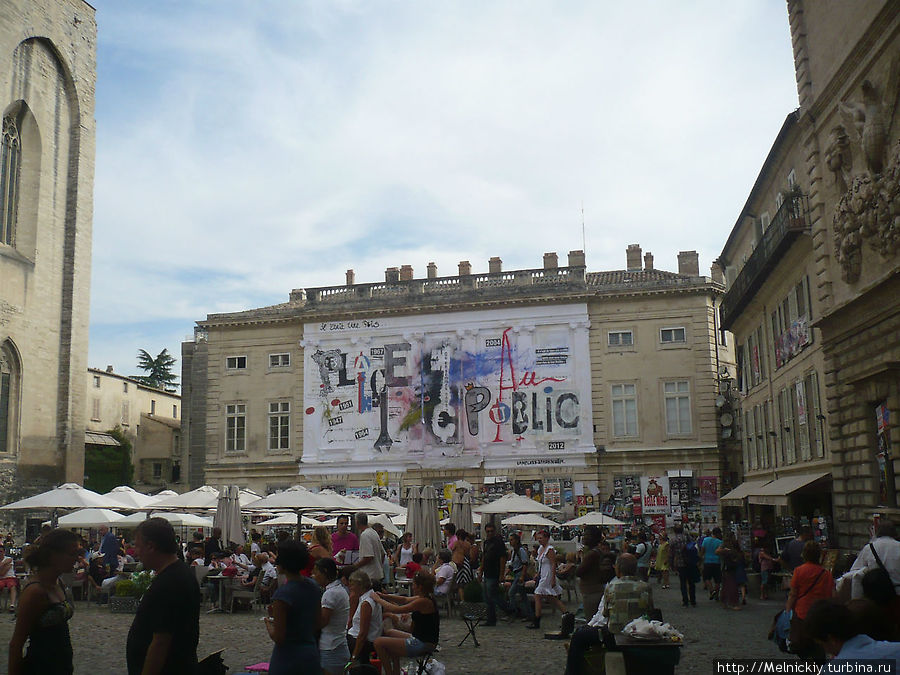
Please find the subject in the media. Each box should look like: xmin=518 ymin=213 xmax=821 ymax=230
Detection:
xmin=4 ymin=512 xmax=900 ymax=674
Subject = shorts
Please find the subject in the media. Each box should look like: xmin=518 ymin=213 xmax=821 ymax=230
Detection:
xmin=702 ymin=563 xmax=721 ymax=583
xmin=320 ymin=643 xmax=351 ymax=673
xmin=761 ymin=570 xmax=770 ymax=585
xmin=0 ymin=577 xmax=17 ymax=590
xmin=405 ymin=636 xmax=435 ymax=657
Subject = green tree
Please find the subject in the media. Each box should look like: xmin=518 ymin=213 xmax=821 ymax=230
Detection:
xmin=83 ymin=426 xmax=134 ymax=493
xmin=135 ymin=348 xmax=178 ymax=389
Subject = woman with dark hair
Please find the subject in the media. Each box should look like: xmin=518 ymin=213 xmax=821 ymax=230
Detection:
xmin=527 ymin=530 xmax=568 ymax=629
xmin=8 ymin=528 xmax=79 ymax=674
xmin=716 ymin=533 xmax=742 ymax=610
xmin=787 ymin=540 xmax=833 ymax=663
xmin=450 ymin=528 xmax=472 ymax=602
xmin=264 ymin=539 xmax=321 ymax=674
xmin=373 ymin=569 xmax=440 ymax=675
xmin=303 ymin=526 xmax=333 ymax=577
xmin=312 ymin=557 xmax=351 ymax=675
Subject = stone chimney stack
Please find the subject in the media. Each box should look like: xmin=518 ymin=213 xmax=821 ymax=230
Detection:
xmin=385 ymin=266 xmax=400 ymax=283
xmin=543 ymin=252 xmax=558 ymax=269
xmin=458 ymin=260 xmax=472 ymax=276
xmin=106 ymin=365 xmax=114 ymax=373
xmin=677 ymin=250 xmax=700 ymax=276
xmin=488 ymin=256 xmax=502 ymax=274
xmin=345 ymin=269 xmax=355 ymax=286
xmin=427 ymin=262 xmax=438 ymax=279
xmin=710 ymin=261 xmax=725 ymax=284
xmin=567 ymin=250 xmax=586 ymax=267
xmin=644 ymin=252 xmax=654 ymax=270
xmin=626 ymin=244 xmax=642 ymax=271
xmin=399 ymin=264 xmax=414 ymax=281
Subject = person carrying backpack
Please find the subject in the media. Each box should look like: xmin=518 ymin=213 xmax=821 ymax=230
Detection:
xmin=669 ymin=523 xmax=699 ymax=607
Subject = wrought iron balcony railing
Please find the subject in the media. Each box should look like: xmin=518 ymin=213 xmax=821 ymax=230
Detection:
xmin=720 ymin=193 xmax=810 ymax=330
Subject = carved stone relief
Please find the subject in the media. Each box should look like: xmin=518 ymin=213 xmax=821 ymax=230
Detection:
xmin=831 ymin=60 xmax=900 ymax=283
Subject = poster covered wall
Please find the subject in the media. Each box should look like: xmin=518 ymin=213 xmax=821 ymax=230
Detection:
xmin=301 ymin=305 xmax=593 ymax=471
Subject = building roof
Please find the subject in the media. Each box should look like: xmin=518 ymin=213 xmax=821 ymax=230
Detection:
xmin=88 ymin=368 xmax=180 ymax=399
xmin=140 ymin=414 xmax=181 ymax=430
xmin=84 ymin=430 xmax=121 ymax=447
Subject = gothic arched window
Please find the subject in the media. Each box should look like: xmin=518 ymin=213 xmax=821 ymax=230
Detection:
xmin=0 ymin=342 xmax=20 ymax=455
xmin=1 ymin=114 xmax=21 ymax=247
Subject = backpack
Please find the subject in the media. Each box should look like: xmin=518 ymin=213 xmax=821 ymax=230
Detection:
xmin=684 ymin=540 xmax=699 ymax=567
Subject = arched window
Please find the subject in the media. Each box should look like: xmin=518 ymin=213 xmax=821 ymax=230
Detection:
xmin=0 ymin=341 xmax=20 ymax=455
xmin=1 ymin=114 xmax=21 ymax=247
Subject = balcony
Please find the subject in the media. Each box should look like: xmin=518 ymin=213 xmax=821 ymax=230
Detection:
xmin=720 ymin=194 xmax=810 ymax=330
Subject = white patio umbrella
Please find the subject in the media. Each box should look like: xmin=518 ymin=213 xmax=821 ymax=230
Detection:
xmin=477 ymin=493 xmax=559 ymax=515
xmin=255 ymin=513 xmax=321 ymax=528
xmin=501 ymin=513 xmax=560 ymax=528
xmin=419 ymin=485 xmax=441 ymax=551
xmin=42 ymin=508 xmax=125 ymax=528
xmin=215 ymin=485 xmax=244 ymax=546
xmin=391 ymin=513 xmax=407 ymax=527
xmin=370 ymin=513 xmax=403 ymax=539
xmin=238 ymin=489 xmax=263 ymax=508
xmin=117 ymin=511 xmax=214 ymax=528
xmin=404 ymin=486 xmax=423 ymax=549
xmin=449 ymin=490 xmax=475 ymax=535
xmin=245 ymin=486 xmax=347 ymax=512
xmin=149 ymin=489 xmax=178 ymax=502
xmin=562 ymin=512 xmax=629 ymax=527
xmin=151 ymin=485 xmax=220 ymax=510
xmin=0 ymin=483 xmax=129 ymax=525
xmin=103 ymin=486 xmax=158 ymax=509
xmin=364 ymin=496 xmax=407 ymax=516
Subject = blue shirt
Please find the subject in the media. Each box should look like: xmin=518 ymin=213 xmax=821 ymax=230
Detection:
xmin=701 ymin=537 xmax=722 ymax=564
xmin=101 ymin=531 xmax=119 ymax=569
xmin=828 ymin=634 xmax=900 ymax=672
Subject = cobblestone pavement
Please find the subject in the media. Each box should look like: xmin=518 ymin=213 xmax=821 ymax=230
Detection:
xmin=0 ymin=583 xmax=787 ymax=674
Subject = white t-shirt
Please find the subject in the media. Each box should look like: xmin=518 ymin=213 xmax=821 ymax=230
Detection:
xmin=349 ymin=589 xmax=382 ymax=643
xmin=320 ymin=580 xmax=350 ymax=651
xmin=251 ymin=542 xmax=261 ymax=555
xmin=233 ymin=553 xmax=250 ymax=567
xmin=261 ymin=561 xmax=277 ymax=585
xmin=435 ymin=563 xmax=455 ymax=595
xmin=358 ymin=528 xmax=384 ymax=582
xmin=0 ymin=556 xmax=14 ymax=579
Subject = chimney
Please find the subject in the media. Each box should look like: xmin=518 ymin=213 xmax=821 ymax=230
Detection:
xmin=567 ymin=250 xmax=585 ymax=267
xmin=543 ymin=252 xmax=558 ymax=269
xmin=626 ymin=244 xmax=642 ymax=271
xmin=385 ymin=266 xmax=400 ymax=283
xmin=488 ymin=256 xmax=502 ymax=274
xmin=458 ymin=260 xmax=472 ymax=276
xmin=677 ymin=250 xmax=700 ymax=276
xmin=345 ymin=269 xmax=355 ymax=286
xmin=710 ymin=261 xmax=725 ymax=284
xmin=427 ymin=262 xmax=438 ymax=279
xmin=106 ymin=365 xmax=114 ymax=373
xmin=399 ymin=264 xmax=414 ymax=281
xmin=644 ymin=252 xmax=654 ymax=270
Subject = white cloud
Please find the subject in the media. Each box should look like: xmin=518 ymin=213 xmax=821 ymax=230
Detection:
xmin=88 ymin=0 xmax=798 ymax=370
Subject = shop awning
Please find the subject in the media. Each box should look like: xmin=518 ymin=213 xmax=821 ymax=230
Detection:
xmin=747 ymin=472 xmax=831 ymax=507
xmin=720 ymin=480 xmax=772 ymax=505
xmin=84 ymin=431 xmax=121 ymax=447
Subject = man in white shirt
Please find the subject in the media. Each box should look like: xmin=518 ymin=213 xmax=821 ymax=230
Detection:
xmin=842 ymin=521 xmax=900 ymax=599
xmin=434 ymin=550 xmax=455 ymax=596
xmin=353 ymin=513 xmax=385 ymax=585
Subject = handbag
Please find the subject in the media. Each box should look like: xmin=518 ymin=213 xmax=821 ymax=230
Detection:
xmin=768 ymin=608 xmax=793 ymax=652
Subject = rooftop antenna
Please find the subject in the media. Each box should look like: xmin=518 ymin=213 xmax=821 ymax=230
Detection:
xmin=581 ymin=201 xmax=586 ymax=252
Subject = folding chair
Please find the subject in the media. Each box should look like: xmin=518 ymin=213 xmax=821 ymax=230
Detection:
xmin=457 ymin=601 xmax=487 ymax=648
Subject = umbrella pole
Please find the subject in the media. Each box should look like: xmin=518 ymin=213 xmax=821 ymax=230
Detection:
xmin=50 ymin=508 xmax=58 ymax=528
xmin=295 ymin=509 xmax=302 ymax=541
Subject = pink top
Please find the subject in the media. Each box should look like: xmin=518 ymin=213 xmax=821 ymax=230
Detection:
xmin=331 ymin=531 xmax=359 ymax=554
xmin=447 ymin=534 xmax=458 ymax=550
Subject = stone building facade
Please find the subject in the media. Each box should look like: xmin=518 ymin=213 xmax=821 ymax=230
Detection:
xmin=0 ymin=0 xmax=96 ymax=504
xmin=184 ymin=249 xmax=736 ymax=524
xmin=85 ymin=368 xmax=185 ymax=492
xmin=719 ymin=1 xmax=900 ymax=548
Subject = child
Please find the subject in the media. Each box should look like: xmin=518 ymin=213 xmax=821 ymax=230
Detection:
xmin=405 ymin=552 xmax=423 ymax=579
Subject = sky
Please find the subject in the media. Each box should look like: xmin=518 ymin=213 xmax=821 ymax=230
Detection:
xmin=87 ymin=0 xmax=799 ymax=381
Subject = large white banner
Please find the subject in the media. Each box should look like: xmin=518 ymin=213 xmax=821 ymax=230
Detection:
xmin=301 ymin=304 xmax=593 ymax=470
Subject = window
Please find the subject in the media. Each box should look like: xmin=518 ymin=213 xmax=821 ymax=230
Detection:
xmin=268 ymin=402 xmax=291 ymax=451
xmin=807 ymin=371 xmax=825 ymax=458
xmin=171 ymin=462 xmax=181 ymax=483
xmin=664 ymin=380 xmax=691 ymax=435
xmin=269 ymin=353 xmax=291 ymax=368
xmin=796 ymin=379 xmax=811 ymax=461
xmin=757 ymin=403 xmax=769 ymax=469
xmin=744 ymin=409 xmax=757 ymax=470
xmin=150 ymin=400 xmax=156 ymax=415
xmin=91 ymin=398 xmax=100 ymax=421
xmin=760 ymin=211 xmax=771 ymax=231
xmin=611 ymin=384 xmax=638 ymax=437
xmin=121 ymin=401 xmax=130 ymax=426
xmin=173 ymin=404 xmax=178 ymax=418
xmin=152 ymin=462 xmax=162 ymax=480
xmin=93 ymin=376 xmax=100 ymax=388
xmin=226 ymin=356 xmax=247 ymax=370
xmin=660 ymin=327 xmax=686 ymax=344
xmin=607 ymin=331 xmax=633 ymax=347
xmin=787 ymin=169 xmax=797 ymax=188
xmin=773 ymin=276 xmax=813 ymax=368
xmin=226 ymin=403 xmax=246 ymax=452
xmin=775 ymin=192 xmax=784 ymax=212
xmin=1 ymin=115 xmax=21 ymax=247
xmin=780 ymin=388 xmax=796 ymax=465
xmin=123 ymin=382 xmax=128 ymax=393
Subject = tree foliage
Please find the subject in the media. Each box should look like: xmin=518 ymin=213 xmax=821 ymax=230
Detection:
xmin=135 ymin=348 xmax=178 ymax=389
xmin=83 ymin=426 xmax=134 ymax=493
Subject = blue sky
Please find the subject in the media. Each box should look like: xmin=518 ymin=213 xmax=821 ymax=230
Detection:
xmin=87 ymin=1 xmax=799 ymax=380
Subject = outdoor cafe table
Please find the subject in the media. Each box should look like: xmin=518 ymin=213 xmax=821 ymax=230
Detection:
xmin=206 ymin=574 xmax=226 ymax=613
xmin=612 ymin=633 xmax=682 ymax=675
